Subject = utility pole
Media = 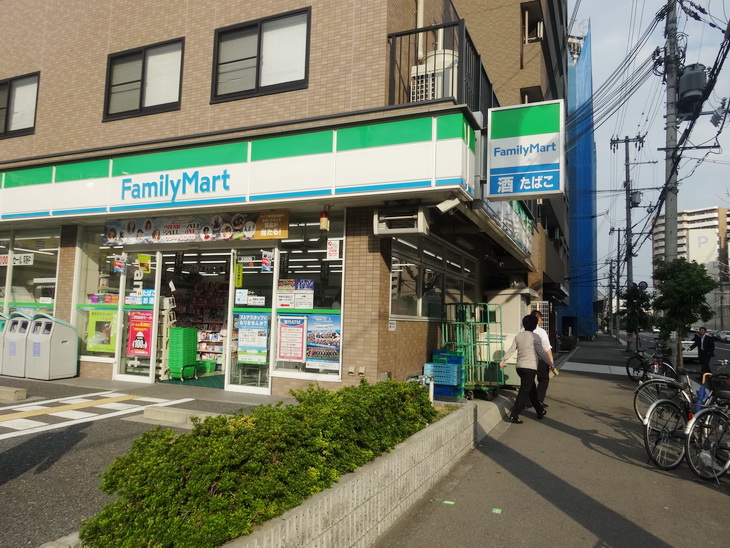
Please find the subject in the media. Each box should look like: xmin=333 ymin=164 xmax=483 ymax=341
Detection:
xmin=610 ymin=227 xmax=623 ymax=338
xmin=664 ymin=0 xmax=679 ymax=261
xmin=608 ymin=259 xmax=614 ymax=334
xmin=611 ymin=135 xmax=644 ymax=289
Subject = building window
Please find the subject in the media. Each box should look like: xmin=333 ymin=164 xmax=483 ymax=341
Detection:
xmin=390 ymin=235 xmax=478 ymax=319
xmin=104 ymin=40 xmax=183 ymax=120
xmin=0 ymin=73 xmax=39 ymax=138
xmin=522 ymin=2 xmax=544 ymax=44
xmin=212 ymin=9 xmax=309 ymax=102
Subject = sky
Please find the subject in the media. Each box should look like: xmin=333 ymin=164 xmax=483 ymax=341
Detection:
xmin=569 ymin=0 xmax=730 ymax=294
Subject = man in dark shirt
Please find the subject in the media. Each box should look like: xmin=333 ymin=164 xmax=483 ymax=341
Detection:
xmin=689 ymin=327 xmax=715 ymax=375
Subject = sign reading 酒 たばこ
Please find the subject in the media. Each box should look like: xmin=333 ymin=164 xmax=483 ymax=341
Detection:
xmin=487 ymin=100 xmax=564 ymax=201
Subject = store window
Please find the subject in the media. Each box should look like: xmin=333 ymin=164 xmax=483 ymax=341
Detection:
xmin=104 ymin=39 xmax=183 ymax=119
xmin=390 ymin=235 xmax=478 ymax=318
xmin=76 ymin=227 xmax=120 ymax=358
xmin=0 ymin=233 xmax=9 ymax=312
xmin=4 ymin=229 xmax=60 ymax=316
xmin=273 ymin=213 xmax=343 ymax=377
xmin=0 ymin=72 xmax=39 ymax=138
xmin=212 ymin=9 xmax=309 ymax=102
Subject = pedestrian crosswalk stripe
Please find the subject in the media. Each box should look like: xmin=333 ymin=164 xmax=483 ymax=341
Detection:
xmin=0 ymin=397 xmax=195 ymax=441
xmin=0 ymin=394 xmax=140 ymax=423
xmin=49 ymin=410 xmax=98 ymax=420
xmin=3 ymin=418 xmax=47 ymax=430
xmin=95 ymin=402 xmax=140 ymax=411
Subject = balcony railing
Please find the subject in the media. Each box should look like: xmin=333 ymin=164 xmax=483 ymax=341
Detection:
xmin=388 ymin=20 xmax=498 ymax=120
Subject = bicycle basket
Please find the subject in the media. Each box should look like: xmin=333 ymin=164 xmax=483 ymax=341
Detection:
xmin=708 ymin=374 xmax=730 ymax=393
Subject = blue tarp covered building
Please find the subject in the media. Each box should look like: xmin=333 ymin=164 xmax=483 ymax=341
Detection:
xmin=558 ymin=28 xmax=599 ymax=337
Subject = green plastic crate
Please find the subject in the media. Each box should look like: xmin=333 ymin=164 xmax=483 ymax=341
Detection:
xmin=196 ymin=360 xmax=217 ymax=374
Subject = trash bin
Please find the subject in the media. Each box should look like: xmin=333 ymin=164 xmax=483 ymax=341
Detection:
xmin=1 ymin=312 xmax=33 ymax=377
xmin=25 ymin=313 xmax=78 ymax=380
xmin=0 ymin=312 xmax=10 ymax=375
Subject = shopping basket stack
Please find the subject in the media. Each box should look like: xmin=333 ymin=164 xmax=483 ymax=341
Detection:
xmin=168 ymin=327 xmax=198 ymax=380
xmin=424 ymin=350 xmax=464 ymax=399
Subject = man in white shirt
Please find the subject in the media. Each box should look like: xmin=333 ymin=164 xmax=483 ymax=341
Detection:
xmin=531 ymin=310 xmax=554 ymax=407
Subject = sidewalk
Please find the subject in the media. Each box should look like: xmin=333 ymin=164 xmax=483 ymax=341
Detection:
xmin=375 ymin=332 xmax=729 ymax=547
xmin=557 ymin=331 xmax=630 ymax=376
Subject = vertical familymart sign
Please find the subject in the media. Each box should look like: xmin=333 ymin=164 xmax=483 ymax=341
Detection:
xmin=487 ymin=100 xmax=565 ymax=200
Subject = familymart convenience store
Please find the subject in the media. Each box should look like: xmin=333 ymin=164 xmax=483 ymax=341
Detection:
xmin=0 ymin=112 xmax=479 ymax=395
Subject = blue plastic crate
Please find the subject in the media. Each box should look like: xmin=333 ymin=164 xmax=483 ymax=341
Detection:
xmin=423 ymin=362 xmax=461 ymax=386
xmin=432 ymin=384 xmax=463 ymax=398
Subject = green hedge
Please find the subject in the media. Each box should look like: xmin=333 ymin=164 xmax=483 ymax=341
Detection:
xmin=79 ymin=380 xmax=437 ymax=547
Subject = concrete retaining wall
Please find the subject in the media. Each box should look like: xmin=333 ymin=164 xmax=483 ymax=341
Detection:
xmin=226 ymin=401 xmax=500 ymax=547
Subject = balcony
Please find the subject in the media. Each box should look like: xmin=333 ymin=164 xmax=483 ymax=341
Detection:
xmin=388 ymin=20 xmax=498 ymax=121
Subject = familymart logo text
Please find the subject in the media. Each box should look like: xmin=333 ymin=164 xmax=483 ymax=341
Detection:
xmin=121 ymin=169 xmax=232 ymax=202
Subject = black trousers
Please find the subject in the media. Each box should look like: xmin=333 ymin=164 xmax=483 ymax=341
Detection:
xmin=536 ymin=360 xmax=550 ymax=403
xmin=698 ymin=350 xmax=712 ymax=374
xmin=511 ymin=368 xmax=544 ymax=419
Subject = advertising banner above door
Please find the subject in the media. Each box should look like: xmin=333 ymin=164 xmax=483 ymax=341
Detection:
xmin=103 ymin=210 xmax=289 ymax=245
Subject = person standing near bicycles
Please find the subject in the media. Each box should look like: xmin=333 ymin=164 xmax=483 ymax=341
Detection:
xmin=689 ymin=326 xmax=715 ymax=375
xmin=531 ymin=309 xmax=554 ymax=408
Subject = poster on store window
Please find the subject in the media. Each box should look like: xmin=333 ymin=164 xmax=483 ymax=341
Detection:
xmin=276 ymin=316 xmax=307 ymax=362
xmin=86 ymin=310 xmax=118 ymax=353
xmin=305 ymin=314 xmax=341 ymax=371
xmin=103 ymin=210 xmax=289 ymax=245
xmin=126 ymin=311 xmax=153 ymax=357
xmin=237 ymin=313 xmax=270 ymax=364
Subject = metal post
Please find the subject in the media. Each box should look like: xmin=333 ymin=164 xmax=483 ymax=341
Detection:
xmin=608 ymin=260 xmax=614 ymax=334
xmin=664 ymin=0 xmax=679 ymax=261
xmin=624 ymin=139 xmax=634 ymax=288
xmin=611 ymin=227 xmax=623 ymax=338
xmin=611 ymin=135 xmax=644 ymax=288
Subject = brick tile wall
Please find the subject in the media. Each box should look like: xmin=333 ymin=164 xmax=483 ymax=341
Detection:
xmin=55 ymin=225 xmax=78 ymax=323
xmin=0 ymin=0 xmax=410 ymax=165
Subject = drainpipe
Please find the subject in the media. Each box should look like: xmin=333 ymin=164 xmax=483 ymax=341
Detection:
xmin=417 ymin=0 xmax=425 ymax=62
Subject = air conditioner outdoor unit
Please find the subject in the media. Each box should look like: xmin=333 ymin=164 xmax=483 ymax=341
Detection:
xmin=410 ymin=49 xmax=458 ymax=102
xmin=373 ymin=206 xmax=430 ymax=236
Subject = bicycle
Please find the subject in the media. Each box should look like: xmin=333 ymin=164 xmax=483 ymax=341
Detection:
xmin=643 ymin=398 xmax=689 ymax=470
xmin=683 ymin=373 xmax=730 ymax=481
xmin=626 ymin=345 xmax=676 ymax=382
xmin=642 ymin=368 xmax=727 ymax=472
xmin=633 ymin=367 xmax=694 ymax=422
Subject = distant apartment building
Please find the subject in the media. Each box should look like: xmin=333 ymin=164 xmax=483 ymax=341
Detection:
xmin=0 ymin=0 xmax=569 ymax=395
xmin=653 ymin=206 xmax=729 ymax=329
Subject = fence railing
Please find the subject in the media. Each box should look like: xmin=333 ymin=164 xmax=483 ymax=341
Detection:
xmin=387 ymin=20 xmax=498 ymax=121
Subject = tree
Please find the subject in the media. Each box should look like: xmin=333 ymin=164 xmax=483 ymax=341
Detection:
xmin=620 ymin=284 xmax=652 ymax=350
xmin=652 ymin=258 xmax=718 ymax=365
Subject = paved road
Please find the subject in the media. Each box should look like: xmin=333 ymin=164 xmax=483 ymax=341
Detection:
xmin=376 ymin=336 xmax=728 ymax=548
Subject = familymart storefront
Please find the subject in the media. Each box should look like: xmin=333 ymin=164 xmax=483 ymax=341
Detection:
xmin=74 ymin=207 xmax=345 ymax=394
xmin=0 ymin=111 xmax=480 ymax=394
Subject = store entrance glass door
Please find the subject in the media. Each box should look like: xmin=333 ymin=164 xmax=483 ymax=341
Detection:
xmin=157 ymin=248 xmax=231 ymax=385
xmin=117 ymin=252 xmax=158 ymax=379
xmin=227 ymin=248 xmax=275 ymax=392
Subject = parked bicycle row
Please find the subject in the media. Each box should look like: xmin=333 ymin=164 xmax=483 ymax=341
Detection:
xmin=633 ymin=364 xmax=730 ymax=482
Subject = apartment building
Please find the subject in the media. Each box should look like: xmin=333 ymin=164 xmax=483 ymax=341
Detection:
xmin=0 ymin=0 xmax=566 ymax=396
xmin=653 ymin=206 xmax=728 ymax=330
